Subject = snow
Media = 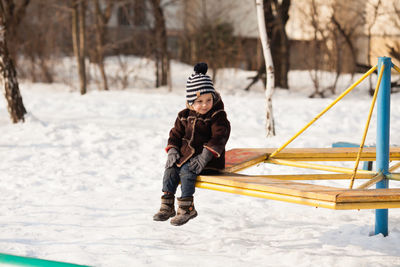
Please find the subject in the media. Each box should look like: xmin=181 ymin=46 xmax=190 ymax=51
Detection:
xmin=1 ymin=58 xmax=400 ymax=266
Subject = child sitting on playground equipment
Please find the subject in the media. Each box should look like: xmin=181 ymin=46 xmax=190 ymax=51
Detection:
xmin=153 ymin=62 xmax=231 ymax=226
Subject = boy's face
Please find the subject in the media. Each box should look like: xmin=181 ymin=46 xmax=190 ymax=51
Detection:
xmin=192 ymin=93 xmax=213 ymax=114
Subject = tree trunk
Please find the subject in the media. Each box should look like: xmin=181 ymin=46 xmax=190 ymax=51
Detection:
xmin=265 ymin=0 xmax=290 ymax=89
xmin=93 ymin=0 xmax=113 ymax=91
xmin=0 ymin=3 xmax=26 ymax=123
xmin=98 ymin=59 xmax=108 ymax=91
xmin=78 ymin=0 xmax=86 ymax=95
xmin=245 ymin=0 xmax=290 ymax=91
xmin=1 ymin=0 xmax=30 ymax=66
xmin=150 ymin=0 xmax=171 ymax=89
xmin=256 ymin=0 xmax=275 ymax=137
xmin=367 ymin=0 xmax=381 ymax=96
xmin=72 ymin=0 xmax=87 ymax=95
xmin=276 ymin=0 xmax=290 ymax=89
xmin=72 ymin=1 xmax=79 ymax=75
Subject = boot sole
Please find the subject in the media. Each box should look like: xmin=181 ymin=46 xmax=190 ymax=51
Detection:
xmin=170 ymin=212 xmax=198 ymax=226
xmin=153 ymin=212 xmax=176 ymax=221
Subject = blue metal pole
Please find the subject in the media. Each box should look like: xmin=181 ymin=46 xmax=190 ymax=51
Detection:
xmin=375 ymin=57 xmax=391 ymax=236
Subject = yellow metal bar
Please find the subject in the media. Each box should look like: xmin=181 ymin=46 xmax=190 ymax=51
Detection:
xmin=388 ymin=173 xmax=400 ymax=181
xmin=239 ymin=173 xmax=374 ymax=180
xmin=393 ymin=63 xmax=400 ymax=74
xmin=269 ymin=65 xmax=377 ymax=159
xmin=334 ymin=201 xmax=400 ymax=210
xmin=349 ymin=64 xmax=384 ymax=189
xmin=235 ymin=147 xmax=400 ymax=161
xmin=389 ymin=162 xmax=400 ymax=172
xmin=266 ymin=158 xmax=377 ymax=175
xmin=356 ymin=172 xmax=384 ymax=189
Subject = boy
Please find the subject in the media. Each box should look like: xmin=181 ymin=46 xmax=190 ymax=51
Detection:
xmin=153 ymin=63 xmax=231 ymax=226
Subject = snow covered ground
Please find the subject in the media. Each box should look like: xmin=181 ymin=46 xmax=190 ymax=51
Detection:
xmin=0 ymin=58 xmax=400 ymax=266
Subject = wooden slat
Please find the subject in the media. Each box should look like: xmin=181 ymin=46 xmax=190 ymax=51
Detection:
xmin=196 ymin=181 xmax=339 ymax=209
xmin=197 ymin=175 xmax=343 ymax=202
xmin=224 ymin=149 xmax=267 ymax=172
xmin=336 ymin=188 xmax=400 ymax=203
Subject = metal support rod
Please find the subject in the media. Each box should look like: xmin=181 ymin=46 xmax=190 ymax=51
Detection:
xmin=375 ymin=57 xmax=391 ymax=237
xmin=387 ymin=173 xmax=400 ymax=181
xmin=265 ymin=158 xmax=377 ymax=175
xmin=349 ymin=64 xmax=384 ymax=189
xmin=393 ymin=63 xmax=400 ymax=74
xmin=356 ymin=172 xmax=384 ymax=189
xmin=389 ymin=162 xmax=400 ymax=172
xmin=269 ymin=65 xmax=377 ymax=158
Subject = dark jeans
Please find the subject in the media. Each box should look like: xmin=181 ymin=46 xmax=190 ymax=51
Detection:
xmin=162 ymin=162 xmax=197 ymax=198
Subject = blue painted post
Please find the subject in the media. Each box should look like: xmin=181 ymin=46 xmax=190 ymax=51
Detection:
xmin=375 ymin=57 xmax=391 ymax=236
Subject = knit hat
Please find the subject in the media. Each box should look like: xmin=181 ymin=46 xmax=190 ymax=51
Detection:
xmin=186 ymin=63 xmax=216 ymax=105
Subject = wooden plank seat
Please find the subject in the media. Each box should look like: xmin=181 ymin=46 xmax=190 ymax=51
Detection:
xmin=195 ymin=148 xmax=400 ymax=210
xmin=224 ymin=147 xmax=400 ymax=172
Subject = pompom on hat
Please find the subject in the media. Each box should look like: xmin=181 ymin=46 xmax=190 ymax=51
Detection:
xmin=186 ymin=63 xmax=216 ymax=105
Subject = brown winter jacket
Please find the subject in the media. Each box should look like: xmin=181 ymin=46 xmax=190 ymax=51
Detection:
xmin=166 ymin=93 xmax=230 ymax=171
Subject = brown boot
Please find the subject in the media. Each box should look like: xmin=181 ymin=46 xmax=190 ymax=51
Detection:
xmin=153 ymin=194 xmax=176 ymax=221
xmin=170 ymin=196 xmax=197 ymax=226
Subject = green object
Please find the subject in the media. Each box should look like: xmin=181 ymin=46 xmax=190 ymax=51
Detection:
xmin=0 ymin=253 xmax=90 ymax=267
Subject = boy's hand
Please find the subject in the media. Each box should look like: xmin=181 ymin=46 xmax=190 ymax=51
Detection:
xmin=189 ymin=148 xmax=213 ymax=174
xmin=165 ymin=148 xmax=180 ymax=168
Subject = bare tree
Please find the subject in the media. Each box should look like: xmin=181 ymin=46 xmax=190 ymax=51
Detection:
xmin=149 ymin=0 xmax=171 ymax=89
xmin=1 ymin=0 xmax=30 ymax=63
xmin=180 ymin=0 xmax=240 ymax=83
xmin=266 ymin=0 xmax=290 ymax=89
xmin=331 ymin=15 xmax=358 ymax=75
xmin=298 ymin=0 xmax=347 ymax=98
xmin=256 ymin=0 xmax=275 ymax=137
xmin=92 ymin=0 xmax=114 ymax=91
xmin=0 ymin=0 xmax=27 ymax=123
xmin=310 ymin=9 xmax=349 ymax=96
xmin=11 ymin=1 xmax=72 ymax=84
xmin=72 ymin=0 xmax=87 ymax=95
xmin=366 ymin=0 xmax=382 ymax=96
xmin=386 ymin=1 xmax=400 ymax=92
xmin=330 ymin=1 xmax=367 ymax=74
xmin=307 ymin=0 xmax=324 ymax=97
xmin=245 ymin=0 xmax=290 ymax=91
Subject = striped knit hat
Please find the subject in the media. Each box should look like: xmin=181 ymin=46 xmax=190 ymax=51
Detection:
xmin=186 ymin=63 xmax=215 ymax=105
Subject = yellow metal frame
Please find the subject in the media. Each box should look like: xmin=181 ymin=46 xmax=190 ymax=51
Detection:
xmin=196 ymin=64 xmax=400 ymax=210
xmin=393 ymin=63 xmax=400 ymax=74
xmin=349 ymin=63 xmax=384 ymax=188
xmin=266 ymin=158 xmax=377 ymax=175
xmin=269 ymin=65 xmax=377 ymax=158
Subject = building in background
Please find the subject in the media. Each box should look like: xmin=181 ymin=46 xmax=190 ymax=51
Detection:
xmin=17 ymin=0 xmax=400 ymax=74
